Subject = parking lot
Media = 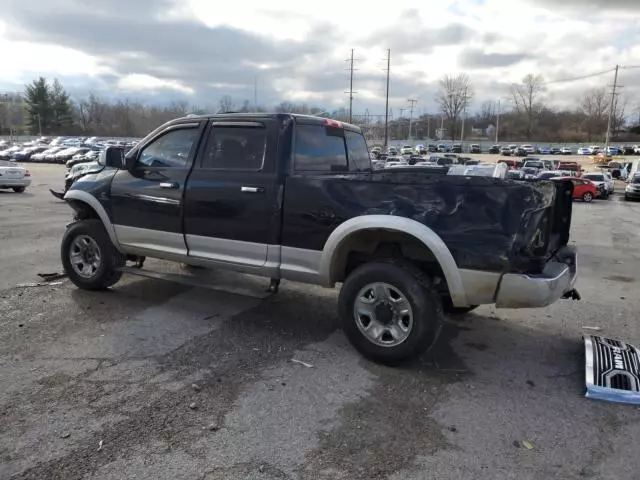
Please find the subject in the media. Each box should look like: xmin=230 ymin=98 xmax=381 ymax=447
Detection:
xmin=2 ymin=164 xmax=640 ymax=480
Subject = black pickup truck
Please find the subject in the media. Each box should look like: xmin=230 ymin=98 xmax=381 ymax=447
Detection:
xmin=60 ymin=114 xmax=579 ymax=364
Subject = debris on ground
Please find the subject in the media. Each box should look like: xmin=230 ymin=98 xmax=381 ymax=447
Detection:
xmin=290 ymin=359 xmax=314 ymax=368
xmin=60 ymin=432 xmax=70 ymax=439
xmin=191 ymin=383 xmax=201 ymax=392
xmin=584 ymin=335 xmax=640 ymax=405
xmin=16 ymin=282 xmax=64 ymax=288
xmin=37 ymin=272 xmax=67 ymax=282
xmin=208 ymin=422 xmax=220 ymax=431
xmin=97 ymin=440 xmax=103 ymax=451
xmin=189 ymin=402 xmax=197 ymax=410
xmin=582 ymin=326 xmax=602 ymax=331
xmin=521 ymin=440 xmax=534 ymax=450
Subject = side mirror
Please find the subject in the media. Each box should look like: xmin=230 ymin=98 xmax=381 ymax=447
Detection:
xmin=99 ymin=146 xmax=125 ymax=168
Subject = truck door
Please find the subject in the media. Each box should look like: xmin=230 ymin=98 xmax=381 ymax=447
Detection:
xmin=110 ymin=122 xmax=202 ymax=255
xmin=183 ymin=119 xmax=280 ymax=269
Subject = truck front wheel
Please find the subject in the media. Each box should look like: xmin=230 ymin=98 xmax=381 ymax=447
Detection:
xmin=338 ymin=259 xmax=444 ymax=364
xmin=61 ymin=219 xmax=126 ymax=290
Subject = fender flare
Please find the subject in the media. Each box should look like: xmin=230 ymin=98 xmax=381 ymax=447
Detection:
xmin=63 ymin=190 xmax=121 ymax=250
xmin=319 ymin=215 xmax=468 ymax=307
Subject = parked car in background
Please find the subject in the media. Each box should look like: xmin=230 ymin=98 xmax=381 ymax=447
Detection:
xmin=522 ymin=144 xmax=536 ymax=154
xmin=505 ymin=169 xmax=525 ymax=180
xmin=582 ymin=171 xmax=614 ymax=194
xmin=558 ymin=161 xmax=581 ymax=176
xmin=499 ymin=146 xmax=512 ymax=156
xmin=513 ymin=146 xmax=528 ymax=157
xmin=621 ymin=145 xmax=635 ymax=155
xmin=589 ymin=146 xmax=601 ymax=154
xmin=400 ymin=145 xmax=413 ymax=155
xmin=577 ymin=147 xmax=591 ymax=155
xmin=625 ymin=174 xmax=640 ymax=201
xmin=552 ymin=177 xmax=597 ymax=202
xmin=542 ymin=160 xmax=555 ymax=170
xmin=561 ymin=147 xmax=572 ymax=155
xmin=539 ymin=146 xmax=551 ymax=155
xmin=550 ymin=147 xmax=561 ymax=155
xmin=0 ymin=145 xmax=22 ymax=159
xmin=436 ymin=144 xmax=448 ymax=153
xmin=523 ymin=158 xmax=544 ymax=170
xmin=414 ymin=145 xmax=427 ymax=154
xmin=451 ymin=144 xmax=462 ymax=153
xmin=469 ymin=144 xmax=481 ymax=153
xmin=606 ymin=146 xmax=620 ymax=155
xmin=521 ymin=167 xmax=539 ymax=180
xmin=0 ymin=160 xmax=31 ymax=192
xmin=489 ymin=144 xmax=500 ymax=154
xmin=538 ymin=170 xmax=563 ymax=180
xmin=11 ymin=145 xmax=48 ymax=162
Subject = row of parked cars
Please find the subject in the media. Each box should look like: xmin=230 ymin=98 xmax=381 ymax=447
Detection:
xmin=0 ymin=137 xmax=139 ymax=164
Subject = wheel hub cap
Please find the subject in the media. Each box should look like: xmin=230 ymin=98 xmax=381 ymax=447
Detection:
xmin=69 ymin=235 xmax=102 ymax=279
xmin=353 ymin=282 xmax=414 ymax=348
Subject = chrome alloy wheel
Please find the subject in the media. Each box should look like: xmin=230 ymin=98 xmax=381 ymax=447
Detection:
xmin=69 ymin=235 xmax=102 ymax=279
xmin=353 ymin=282 xmax=414 ymax=347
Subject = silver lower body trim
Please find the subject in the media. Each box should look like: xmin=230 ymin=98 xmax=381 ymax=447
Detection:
xmin=115 ymin=225 xmax=187 ymax=255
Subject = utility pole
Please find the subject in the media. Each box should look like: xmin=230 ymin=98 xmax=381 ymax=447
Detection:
xmin=495 ymin=100 xmax=501 ymax=143
xmin=37 ymin=113 xmax=42 ymax=137
xmin=348 ymin=49 xmax=354 ymax=124
xmin=253 ymin=75 xmax=258 ymax=110
xmin=407 ymin=99 xmax=417 ymax=141
xmin=427 ymin=116 xmax=431 ymax=140
xmin=383 ymin=49 xmax=391 ymax=148
xmin=604 ymin=64 xmax=620 ymax=156
xmin=460 ymin=86 xmax=468 ymax=147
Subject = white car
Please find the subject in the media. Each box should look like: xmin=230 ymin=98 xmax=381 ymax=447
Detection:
xmin=633 ymin=145 xmax=640 ymax=154
xmin=561 ymin=147 xmax=573 ymax=155
xmin=577 ymin=147 xmax=591 ymax=155
xmin=400 ymin=145 xmax=414 ymax=155
xmin=521 ymin=144 xmax=536 ymax=154
xmin=589 ymin=145 xmax=601 ymax=154
xmin=582 ymin=172 xmax=614 ymax=194
xmin=0 ymin=160 xmax=31 ymax=192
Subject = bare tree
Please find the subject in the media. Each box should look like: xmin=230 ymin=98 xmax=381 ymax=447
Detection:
xmin=579 ymin=87 xmax=609 ymax=141
xmin=510 ymin=74 xmax=545 ymax=140
xmin=435 ymin=74 xmax=473 ymax=140
xmin=218 ymin=95 xmax=235 ymax=113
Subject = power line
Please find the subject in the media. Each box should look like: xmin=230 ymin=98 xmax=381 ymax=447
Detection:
xmin=542 ymin=68 xmax=616 ymax=85
xmin=604 ymin=64 xmax=620 ymax=154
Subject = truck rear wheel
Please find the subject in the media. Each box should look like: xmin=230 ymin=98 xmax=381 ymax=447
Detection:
xmin=61 ymin=219 xmax=126 ymax=290
xmin=338 ymin=259 xmax=444 ymax=364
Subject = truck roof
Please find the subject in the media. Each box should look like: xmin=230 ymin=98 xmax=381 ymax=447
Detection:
xmin=172 ymin=113 xmax=363 ymax=133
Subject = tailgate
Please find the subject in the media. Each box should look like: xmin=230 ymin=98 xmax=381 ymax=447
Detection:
xmin=510 ymin=179 xmax=574 ymax=274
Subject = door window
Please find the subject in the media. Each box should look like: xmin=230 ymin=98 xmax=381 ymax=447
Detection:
xmin=201 ymin=126 xmax=266 ymax=170
xmin=138 ymin=128 xmax=199 ymax=168
xmin=294 ymin=125 xmax=347 ymax=172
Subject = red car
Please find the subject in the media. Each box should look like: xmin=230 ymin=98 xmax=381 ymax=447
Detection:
xmin=552 ymin=176 xmax=597 ymax=202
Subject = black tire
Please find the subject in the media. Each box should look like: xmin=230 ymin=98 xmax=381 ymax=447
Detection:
xmin=12 ymin=187 xmax=25 ymax=193
xmin=338 ymin=259 xmax=444 ymax=365
xmin=61 ymin=219 xmax=126 ymax=290
xmin=582 ymin=192 xmax=593 ymax=202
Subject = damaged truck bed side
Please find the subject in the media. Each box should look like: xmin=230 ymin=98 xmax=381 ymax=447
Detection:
xmin=60 ymin=114 xmax=578 ymax=364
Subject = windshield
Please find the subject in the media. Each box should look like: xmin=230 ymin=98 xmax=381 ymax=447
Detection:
xmin=584 ymin=174 xmax=604 ymax=181
xmin=633 ymin=176 xmax=640 ymax=184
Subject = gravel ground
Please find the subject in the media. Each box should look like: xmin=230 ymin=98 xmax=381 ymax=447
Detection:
xmin=1 ymin=164 xmax=639 ymax=480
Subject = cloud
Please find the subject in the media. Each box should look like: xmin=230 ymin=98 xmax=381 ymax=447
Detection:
xmin=522 ymin=0 xmax=640 ymax=11
xmin=0 ymin=0 xmax=638 ymax=116
xmin=459 ymin=48 xmax=533 ymax=69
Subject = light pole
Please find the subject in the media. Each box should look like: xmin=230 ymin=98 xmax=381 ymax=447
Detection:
xmin=496 ymin=100 xmax=501 ymax=143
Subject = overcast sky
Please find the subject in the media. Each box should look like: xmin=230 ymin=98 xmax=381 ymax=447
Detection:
xmin=0 ymin=0 xmax=639 ymax=115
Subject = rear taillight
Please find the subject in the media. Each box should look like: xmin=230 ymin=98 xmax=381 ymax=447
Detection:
xmin=24 ymin=170 xmax=31 ymax=177
xmin=322 ymin=118 xmax=343 ymax=128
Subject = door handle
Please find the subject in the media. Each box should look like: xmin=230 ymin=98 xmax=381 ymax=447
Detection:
xmin=241 ymin=186 xmax=264 ymax=193
xmin=159 ymin=182 xmax=179 ymax=189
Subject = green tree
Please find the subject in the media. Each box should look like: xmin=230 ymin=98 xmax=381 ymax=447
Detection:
xmin=51 ymin=78 xmax=73 ymax=132
xmin=24 ymin=77 xmax=53 ymax=135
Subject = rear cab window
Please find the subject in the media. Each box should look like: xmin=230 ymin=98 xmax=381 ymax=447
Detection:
xmin=294 ymin=121 xmax=370 ymax=173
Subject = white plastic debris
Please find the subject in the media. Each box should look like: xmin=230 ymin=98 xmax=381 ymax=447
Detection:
xmin=291 ymin=359 xmax=314 ymax=368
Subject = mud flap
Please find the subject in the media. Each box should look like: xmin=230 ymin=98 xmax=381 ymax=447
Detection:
xmin=584 ymin=335 xmax=640 ymax=405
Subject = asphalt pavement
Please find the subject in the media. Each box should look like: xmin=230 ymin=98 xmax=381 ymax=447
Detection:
xmin=1 ymin=164 xmax=639 ymax=480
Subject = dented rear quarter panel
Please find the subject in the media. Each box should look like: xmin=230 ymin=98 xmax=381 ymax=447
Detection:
xmin=281 ymin=171 xmax=569 ymax=273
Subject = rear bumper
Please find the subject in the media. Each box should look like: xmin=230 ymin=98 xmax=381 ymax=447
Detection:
xmin=0 ymin=178 xmax=31 ymax=188
xmin=625 ymin=191 xmax=640 ymax=199
xmin=495 ymin=245 xmax=577 ymax=308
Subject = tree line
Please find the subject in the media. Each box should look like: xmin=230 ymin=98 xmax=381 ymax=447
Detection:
xmin=0 ymin=76 xmax=638 ymax=142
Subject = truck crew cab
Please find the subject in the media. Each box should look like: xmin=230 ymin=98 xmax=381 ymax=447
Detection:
xmin=61 ymin=114 xmax=579 ymax=364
